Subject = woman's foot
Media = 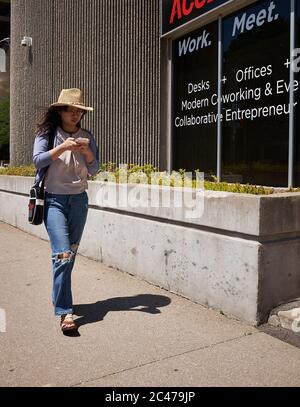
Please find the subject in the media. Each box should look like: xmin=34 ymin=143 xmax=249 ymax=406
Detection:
xmin=60 ymin=314 xmax=77 ymax=332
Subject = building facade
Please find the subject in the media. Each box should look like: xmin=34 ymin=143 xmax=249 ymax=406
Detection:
xmin=8 ymin=0 xmax=300 ymax=187
xmin=0 ymin=0 xmax=10 ymax=163
xmin=9 ymin=0 xmax=161 ymax=168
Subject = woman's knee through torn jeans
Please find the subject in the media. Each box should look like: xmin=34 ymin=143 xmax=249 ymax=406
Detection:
xmin=44 ymin=192 xmax=88 ymax=316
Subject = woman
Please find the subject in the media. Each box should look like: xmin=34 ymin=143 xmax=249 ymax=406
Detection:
xmin=33 ymin=88 xmax=100 ymax=332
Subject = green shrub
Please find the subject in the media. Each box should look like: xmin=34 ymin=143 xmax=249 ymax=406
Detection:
xmin=203 ymin=181 xmax=274 ymax=195
xmin=2 ymin=163 xmax=300 ymax=195
xmin=94 ymin=163 xmax=274 ymax=195
xmin=0 ymin=165 xmax=36 ymax=176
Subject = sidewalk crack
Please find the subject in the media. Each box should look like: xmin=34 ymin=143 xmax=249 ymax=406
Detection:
xmin=70 ymin=332 xmax=259 ymax=387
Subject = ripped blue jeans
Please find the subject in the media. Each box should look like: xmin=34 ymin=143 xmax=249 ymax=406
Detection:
xmin=44 ymin=192 xmax=88 ymax=316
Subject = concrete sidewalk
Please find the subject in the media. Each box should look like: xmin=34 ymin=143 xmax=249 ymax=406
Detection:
xmin=1 ymin=222 xmax=300 ymax=387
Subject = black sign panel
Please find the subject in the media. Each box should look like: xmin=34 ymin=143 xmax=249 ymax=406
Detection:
xmin=172 ymin=22 xmax=218 ymax=173
xmin=171 ymin=0 xmax=293 ymax=187
xmin=162 ymin=0 xmax=231 ymax=35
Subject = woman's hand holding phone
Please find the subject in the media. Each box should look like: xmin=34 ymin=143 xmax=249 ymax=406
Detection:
xmin=75 ymin=137 xmax=90 ymax=146
xmin=61 ymin=138 xmax=81 ymax=152
xmin=75 ymin=137 xmax=94 ymax=161
xmin=59 ymin=137 xmax=93 ymax=161
xmin=61 ymin=137 xmax=90 ymax=152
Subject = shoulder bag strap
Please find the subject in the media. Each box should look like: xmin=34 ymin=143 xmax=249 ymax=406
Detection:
xmin=36 ymin=128 xmax=56 ymax=188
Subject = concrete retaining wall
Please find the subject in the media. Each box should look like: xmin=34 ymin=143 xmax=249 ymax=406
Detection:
xmin=1 ymin=175 xmax=300 ymax=325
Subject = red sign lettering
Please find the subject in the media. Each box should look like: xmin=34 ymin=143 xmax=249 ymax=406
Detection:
xmin=169 ymin=0 xmax=214 ymax=24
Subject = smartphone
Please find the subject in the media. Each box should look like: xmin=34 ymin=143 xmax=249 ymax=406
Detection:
xmin=75 ymin=137 xmax=90 ymax=145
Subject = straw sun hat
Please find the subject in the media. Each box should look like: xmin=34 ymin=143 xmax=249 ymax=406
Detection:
xmin=50 ymin=88 xmax=93 ymax=111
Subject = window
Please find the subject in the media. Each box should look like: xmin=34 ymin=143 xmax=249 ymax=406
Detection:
xmin=222 ymin=0 xmax=291 ymax=187
xmin=172 ymin=22 xmax=218 ymax=175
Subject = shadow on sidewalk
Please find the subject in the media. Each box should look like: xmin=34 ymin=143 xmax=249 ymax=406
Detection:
xmin=74 ymin=294 xmax=171 ymax=328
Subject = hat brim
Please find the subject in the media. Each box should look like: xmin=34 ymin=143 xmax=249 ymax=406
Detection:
xmin=50 ymin=102 xmax=94 ymax=112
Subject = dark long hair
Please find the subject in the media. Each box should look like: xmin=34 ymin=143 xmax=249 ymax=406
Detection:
xmin=36 ymin=106 xmax=87 ymax=135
